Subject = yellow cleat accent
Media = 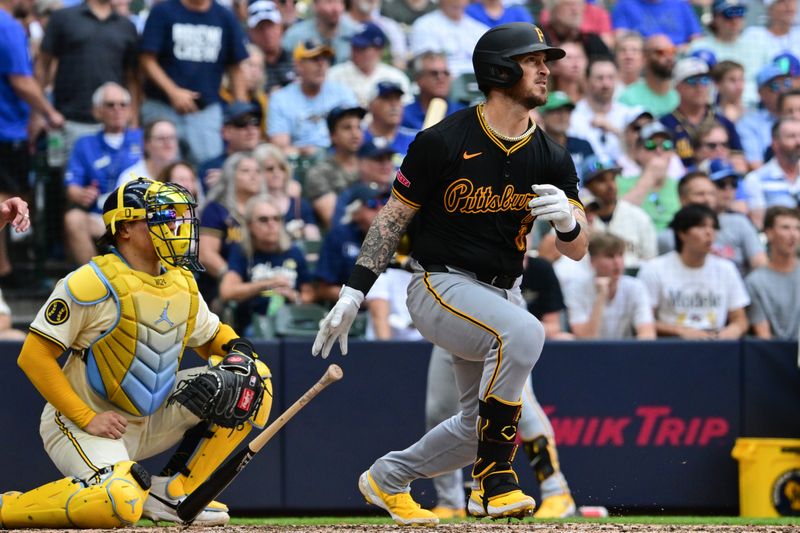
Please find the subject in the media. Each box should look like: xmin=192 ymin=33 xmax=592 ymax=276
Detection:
xmin=430 ymin=506 xmax=466 ymax=520
xmin=467 ymin=488 xmax=535 ymax=520
xmin=358 ymin=471 xmax=439 ymax=527
xmin=533 ymin=493 xmax=576 ymax=518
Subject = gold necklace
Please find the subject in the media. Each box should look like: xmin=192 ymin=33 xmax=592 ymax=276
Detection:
xmin=479 ymin=103 xmax=536 ymax=143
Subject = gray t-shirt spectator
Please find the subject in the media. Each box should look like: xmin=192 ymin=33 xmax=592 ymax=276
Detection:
xmin=565 ymin=275 xmax=654 ymax=339
xmin=745 ymin=265 xmax=800 ymax=340
xmin=657 ymin=212 xmax=764 ymax=277
xmin=304 ymin=157 xmax=359 ymax=200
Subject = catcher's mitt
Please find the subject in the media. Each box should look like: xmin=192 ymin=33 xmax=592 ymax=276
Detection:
xmin=170 ymin=340 xmax=265 ymax=428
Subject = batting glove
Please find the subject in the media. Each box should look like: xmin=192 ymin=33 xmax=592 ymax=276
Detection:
xmin=529 ymin=184 xmax=576 ymax=233
xmin=312 ymin=285 xmax=364 ymax=359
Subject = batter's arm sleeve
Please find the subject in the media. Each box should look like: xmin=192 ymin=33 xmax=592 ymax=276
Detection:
xmin=17 ymin=333 xmax=96 ymax=429
xmin=391 ymin=128 xmax=447 ymax=209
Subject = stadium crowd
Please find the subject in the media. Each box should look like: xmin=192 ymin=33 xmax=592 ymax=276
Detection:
xmin=0 ymin=0 xmax=799 ymax=341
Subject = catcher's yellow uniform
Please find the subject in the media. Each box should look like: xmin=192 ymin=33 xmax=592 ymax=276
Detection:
xmin=1 ymin=252 xmax=268 ymax=528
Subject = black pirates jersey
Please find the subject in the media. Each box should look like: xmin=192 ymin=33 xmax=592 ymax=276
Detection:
xmin=392 ymin=105 xmax=583 ymax=278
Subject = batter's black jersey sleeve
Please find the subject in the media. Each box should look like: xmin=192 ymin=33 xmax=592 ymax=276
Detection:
xmin=392 ymin=106 xmax=583 ymax=278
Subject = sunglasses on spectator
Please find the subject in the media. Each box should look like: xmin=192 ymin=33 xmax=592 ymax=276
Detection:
xmin=103 ymin=101 xmax=129 ymax=109
xmin=253 ymin=215 xmax=283 ymax=223
xmin=768 ymin=78 xmax=793 ymax=92
xmin=230 ymin=116 xmax=260 ymax=128
xmin=643 ymin=139 xmax=674 ymax=151
xmin=684 ymin=76 xmax=712 ymax=87
xmin=720 ymin=5 xmax=746 ymax=18
xmin=703 ymin=141 xmax=729 ymax=150
xmin=649 ymin=47 xmax=676 ymax=57
xmin=423 ymin=69 xmax=451 ymax=78
xmin=714 ymin=177 xmax=738 ymax=189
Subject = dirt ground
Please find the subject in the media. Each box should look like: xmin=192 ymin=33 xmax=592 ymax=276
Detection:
xmin=11 ymin=525 xmax=800 ymax=533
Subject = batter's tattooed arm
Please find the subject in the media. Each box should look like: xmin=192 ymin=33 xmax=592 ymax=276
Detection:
xmin=356 ymin=197 xmax=418 ymax=275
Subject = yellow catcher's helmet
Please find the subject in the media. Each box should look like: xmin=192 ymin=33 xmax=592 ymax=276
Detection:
xmin=101 ymin=178 xmax=203 ymax=271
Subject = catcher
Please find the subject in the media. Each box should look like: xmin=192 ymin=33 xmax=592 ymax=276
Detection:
xmin=0 ymin=178 xmax=271 ymax=528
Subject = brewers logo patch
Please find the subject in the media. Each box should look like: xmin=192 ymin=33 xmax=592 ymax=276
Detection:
xmin=772 ymin=468 xmax=800 ymax=515
xmin=45 ymin=299 xmax=70 ymax=325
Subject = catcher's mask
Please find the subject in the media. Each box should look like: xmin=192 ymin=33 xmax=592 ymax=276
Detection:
xmin=101 ymin=178 xmax=204 ymax=271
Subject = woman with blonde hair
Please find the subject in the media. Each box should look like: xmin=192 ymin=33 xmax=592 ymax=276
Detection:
xmin=157 ymin=160 xmax=206 ymax=211
xmin=198 ymin=152 xmax=266 ymax=302
xmin=219 ymin=194 xmax=314 ymax=335
xmin=253 ymin=143 xmax=320 ymax=242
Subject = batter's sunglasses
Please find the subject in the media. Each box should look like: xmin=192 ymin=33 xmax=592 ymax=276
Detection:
xmin=643 ymin=139 xmax=675 ymax=151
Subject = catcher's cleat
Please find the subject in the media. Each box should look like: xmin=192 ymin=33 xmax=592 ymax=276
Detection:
xmin=534 ymin=493 xmax=576 ymax=518
xmin=142 ymin=475 xmax=230 ymax=526
xmin=467 ymin=472 xmax=536 ymax=520
xmin=358 ymin=471 xmax=439 ymax=526
xmin=430 ymin=506 xmax=467 ymax=519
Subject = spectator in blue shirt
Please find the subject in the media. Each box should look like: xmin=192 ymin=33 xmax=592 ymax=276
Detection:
xmin=197 ymin=102 xmax=262 ymax=191
xmin=538 ymin=91 xmax=595 ymax=182
xmin=0 ymin=0 xmax=62 ymax=280
xmin=737 ymin=64 xmax=792 ymax=170
xmin=465 ymin=0 xmax=532 ymax=28
xmin=267 ymin=39 xmax=357 ymax=156
xmin=281 ymin=0 xmax=359 ymax=64
xmin=64 ymin=82 xmax=142 ymax=265
xmin=401 ymin=51 xmax=464 ymax=136
xmin=362 ymin=81 xmax=415 ymax=162
xmin=315 ymin=183 xmax=389 ymax=301
xmin=612 ymin=0 xmax=702 ymax=48
xmin=139 ymin=0 xmax=249 ymax=164
xmin=331 ymin=140 xmax=396 ymax=227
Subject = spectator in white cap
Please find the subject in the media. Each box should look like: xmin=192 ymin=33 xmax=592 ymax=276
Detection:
xmin=363 ymin=81 xmax=415 ymax=160
xmin=267 ymin=39 xmax=358 ymax=156
xmin=328 ymin=23 xmax=412 ymax=108
xmin=688 ymin=0 xmax=767 ymax=108
xmin=248 ymin=0 xmax=295 ymax=92
xmin=737 ymin=64 xmax=793 ymax=169
xmin=341 ymin=0 xmax=410 ymax=69
xmin=660 ymin=56 xmax=745 ymax=170
xmin=281 ymin=0 xmax=360 ymax=64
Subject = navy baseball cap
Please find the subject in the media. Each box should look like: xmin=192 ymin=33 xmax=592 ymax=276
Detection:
xmin=704 ymin=158 xmax=742 ymax=182
xmin=774 ymin=52 xmax=800 ymax=77
xmin=358 ymin=138 xmax=396 ymax=159
xmin=368 ymin=81 xmax=404 ymax=101
xmin=326 ymin=105 xmax=367 ymax=132
xmin=580 ymin=155 xmax=622 ymax=185
xmin=224 ymin=101 xmax=261 ymax=124
xmin=712 ymin=0 xmax=746 ymax=17
xmin=351 ymin=22 xmax=387 ymax=49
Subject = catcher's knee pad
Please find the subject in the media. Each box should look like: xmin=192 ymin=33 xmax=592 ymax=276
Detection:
xmin=164 ymin=363 xmax=272 ymax=498
xmin=0 ymin=461 xmax=150 ymax=529
xmin=522 ymin=435 xmax=560 ymax=483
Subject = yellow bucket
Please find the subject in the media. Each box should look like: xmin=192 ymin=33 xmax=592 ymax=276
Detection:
xmin=731 ymin=438 xmax=800 ymax=517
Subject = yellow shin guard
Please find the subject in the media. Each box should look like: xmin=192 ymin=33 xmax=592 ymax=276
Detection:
xmin=0 ymin=461 xmax=150 ymax=529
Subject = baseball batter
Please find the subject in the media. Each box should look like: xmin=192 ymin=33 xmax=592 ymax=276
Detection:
xmin=313 ymin=22 xmax=588 ymax=526
xmin=0 ymin=179 xmax=271 ymax=528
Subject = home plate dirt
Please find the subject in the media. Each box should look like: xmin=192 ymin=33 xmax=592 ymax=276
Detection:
xmin=10 ymin=524 xmax=799 ymax=533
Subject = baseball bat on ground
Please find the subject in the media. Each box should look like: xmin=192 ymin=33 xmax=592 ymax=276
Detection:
xmin=422 ymin=97 xmax=448 ymax=130
xmin=177 ymin=364 xmax=344 ymax=523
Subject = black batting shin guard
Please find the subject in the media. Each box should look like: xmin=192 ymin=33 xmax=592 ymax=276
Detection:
xmin=523 ymin=435 xmax=556 ymax=483
xmin=472 ymin=396 xmax=523 ymax=500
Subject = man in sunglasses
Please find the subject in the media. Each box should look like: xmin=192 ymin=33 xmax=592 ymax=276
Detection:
xmin=617 ymin=122 xmax=682 ymax=231
xmin=618 ymin=34 xmax=680 ymax=117
xmin=737 ymin=64 xmax=792 ymax=170
xmin=660 ymin=57 xmax=744 ymax=169
xmin=400 ymin=51 xmax=464 ymax=135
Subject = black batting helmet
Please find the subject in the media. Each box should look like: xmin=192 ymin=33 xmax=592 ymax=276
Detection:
xmin=472 ymin=22 xmax=566 ymax=92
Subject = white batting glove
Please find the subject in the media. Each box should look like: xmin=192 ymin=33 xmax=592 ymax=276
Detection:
xmin=312 ymin=285 xmax=364 ymax=359
xmin=529 ymin=184 xmax=576 ymax=233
